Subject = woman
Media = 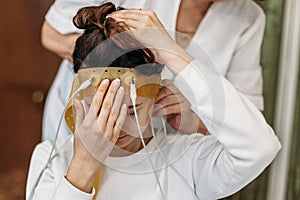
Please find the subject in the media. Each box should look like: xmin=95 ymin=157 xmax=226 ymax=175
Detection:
xmin=41 ymin=0 xmax=266 ymax=140
xmin=27 ymin=3 xmax=280 ymax=200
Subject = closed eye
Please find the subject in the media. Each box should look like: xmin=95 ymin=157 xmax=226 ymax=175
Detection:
xmin=128 ymin=112 xmax=135 ymax=116
xmin=128 ymin=103 xmax=142 ymax=109
xmin=127 ymin=103 xmax=142 ymax=115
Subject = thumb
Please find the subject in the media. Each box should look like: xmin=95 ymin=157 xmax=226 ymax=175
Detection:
xmin=74 ymin=99 xmax=85 ymax=130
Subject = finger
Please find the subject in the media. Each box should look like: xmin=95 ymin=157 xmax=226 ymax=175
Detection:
xmin=108 ymin=12 xmax=157 ymax=29
xmin=155 ymin=90 xmax=186 ymax=106
xmin=153 ymin=104 xmax=182 ymax=117
xmin=74 ymin=99 xmax=85 ymax=130
xmin=156 ymin=87 xmax=173 ymax=102
xmin=109 ymin=9 xmax=155 ymax=20
xmin=113 ymin=104 xmax=128 ymax=139
xmin=156 ymin=83 xmax=181 ymax=101
xmin=109 ymin=11 xmax=140 ymax=21
xmin=116 ymin=8 xmax=154 ymax=14
xmin=109 ymin=17 xmax=140 ymax=29
xmin=97 ymin=79 xmax=120 ymax=129
xmin=89 ymin=79 xmax=110 ymax=117
xmin=155 ymin=93 xmax=185 ymax=108
xmin=161 ymin=79 xmax=175 ymax=86
xmin=103 ymin=87 xmax=124 ymax=136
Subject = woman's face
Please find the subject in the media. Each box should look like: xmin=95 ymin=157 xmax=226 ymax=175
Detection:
xmin=114 ymin=95 xmax=155 ymax=152
xmin=84 ymin=93 xmax=155 ymax=154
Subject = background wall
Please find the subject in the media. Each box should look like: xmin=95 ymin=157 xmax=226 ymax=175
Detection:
xmin=0 ymin=0 xmax=60 ymax=199
xmin=223 ymin=0 xmax=286 ymax=198
xmin=287 ymin=66 xmax=300 ymax=200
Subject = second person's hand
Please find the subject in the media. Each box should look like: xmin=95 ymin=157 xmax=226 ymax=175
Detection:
xmin=153 ymin=80 xmax=208 ymax=135
xmin=107 ymin=9 xmax=194 ymax=75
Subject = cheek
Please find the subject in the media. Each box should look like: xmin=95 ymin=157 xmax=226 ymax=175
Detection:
xmin=121 ymin=115 xmax=144 ymax=139
xmin=121 ymin=109 xmax=152 ymax=135
xmin=121 ymin=116 xmax=137 ymax=135
xmin=136 ymin=104 xmax=153 ymax=126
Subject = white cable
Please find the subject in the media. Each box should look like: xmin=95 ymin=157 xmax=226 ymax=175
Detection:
xmin=150 ymin=117 xmax=201 ymax=200
xmin=132 ymin=81 xmax=203 ymax=200
xmin=130 ymin=78 xmax=165 ymax=199
xmin=149 ymin=118 xmax=168 ymax=200
xmin=28 ymin=77 xmax=95 ymax=200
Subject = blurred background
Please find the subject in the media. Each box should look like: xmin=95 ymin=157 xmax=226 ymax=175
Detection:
xmin=0 ymin=0 xmax=299 ymax=200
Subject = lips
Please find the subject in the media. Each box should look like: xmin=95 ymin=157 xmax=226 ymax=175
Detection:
xmin=117 ymin=134 xmax=127 ymax=140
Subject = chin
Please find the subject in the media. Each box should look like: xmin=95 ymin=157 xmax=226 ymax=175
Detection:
xmin=115 ymin=134 xmax=133 ymax=148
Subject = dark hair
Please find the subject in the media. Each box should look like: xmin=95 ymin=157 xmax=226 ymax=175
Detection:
xmin=72 ymin=2 xmax=163 ymax=76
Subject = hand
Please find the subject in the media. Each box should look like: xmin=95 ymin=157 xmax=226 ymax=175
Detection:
xmin=108 ymin=9 xmax=193 ymax=74
xmin=66 ymin=79 xmax=127 ymax=193
xmin=153 ymin=80 xmax=208 ymax=134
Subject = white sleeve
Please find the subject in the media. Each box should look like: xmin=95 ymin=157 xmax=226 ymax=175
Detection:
xmin=26 ymin=141 xmax=95 ymax=200
xmin=225 ymin=4 xmax=266 ymax=110
xmin=45 ymin=0 xmax=96 ymax=34
xmin=173 ymin=59 xmax=281 ymax=199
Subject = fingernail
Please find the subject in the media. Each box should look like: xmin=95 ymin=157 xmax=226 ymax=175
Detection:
xmin=102 ymin=79 xmax=109 ymax=84
xmin=114 ymin=78 xmax=120 ymax=85
xmin=118 ymin=87 xmax=124 ymax=94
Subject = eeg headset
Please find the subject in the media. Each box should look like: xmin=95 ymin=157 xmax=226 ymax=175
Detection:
xmin=64 ymin=66 xmax=165 ymax=198
xmin=64 ymin=66 xmax=161 ymax=133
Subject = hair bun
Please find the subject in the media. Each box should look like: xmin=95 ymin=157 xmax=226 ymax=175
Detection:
xmin=73 ymin=2 xmax=116 ymax=29
xmin=72 ymin=2 xmax=160 ymax=75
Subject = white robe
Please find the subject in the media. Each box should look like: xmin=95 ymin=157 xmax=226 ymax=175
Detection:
xmin=27 ymin=60 xmax=281 ymax=200
xmin=42 ymin=0 xmax=265 ymax=140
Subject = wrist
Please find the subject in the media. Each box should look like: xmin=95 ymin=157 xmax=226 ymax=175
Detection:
xmin=158 ymin=44 xmax=193 ymax=75
xmin=66 ymin=156 xmax=101 ymax=193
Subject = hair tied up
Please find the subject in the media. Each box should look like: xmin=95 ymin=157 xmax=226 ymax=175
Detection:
xmin=72 ymin=2 xmax=161 ymax=75
xmin=73 ymin=2 xmax=117 ymax=30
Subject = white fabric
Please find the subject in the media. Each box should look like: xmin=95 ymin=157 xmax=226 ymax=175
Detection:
xmin=43 ymin=0 xmax=266 ymax=140
xmin=27 ymin=60 xmax=281 ymax=200
xmin=43 ymin=60 xmax=75 ymax=139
